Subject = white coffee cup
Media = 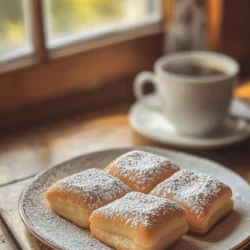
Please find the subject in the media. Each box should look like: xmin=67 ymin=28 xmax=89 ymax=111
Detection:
xmin=133 ymin=51 xmax=240 ymax=136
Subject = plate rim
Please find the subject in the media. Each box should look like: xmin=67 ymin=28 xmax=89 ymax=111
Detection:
xmin=129 ymin=95 xmax=250 ymax=149
xmin=19 ymin=184 xmax=65 ymax=250
xmin=19 ymin=146 xmax=250 ymax=250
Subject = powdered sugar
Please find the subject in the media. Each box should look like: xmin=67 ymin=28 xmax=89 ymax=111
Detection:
xmin=20 ymin=148 xmax=245 ymax=250
xmin=91 ymin=192 xmax=185 ymax=229
xmin=110 ymin=150 xmax=179 ymax=192
xmin=58 ymin=169 xmax=130 ymax=210
xmin=151 ymin=169 xmax=230 ymax=218
xmin=22 ymin=152 xmax=116 ymax=250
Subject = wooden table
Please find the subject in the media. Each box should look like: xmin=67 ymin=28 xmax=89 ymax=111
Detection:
xmin=0 ymin=84 xmax=250 ymax=249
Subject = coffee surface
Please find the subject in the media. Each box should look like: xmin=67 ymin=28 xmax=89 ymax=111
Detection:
xmin=164 ymin=61 xmax=227 ymax=77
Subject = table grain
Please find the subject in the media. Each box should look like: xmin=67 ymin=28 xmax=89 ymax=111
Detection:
xmin=0 ymin=83 xmax=250 ymax=250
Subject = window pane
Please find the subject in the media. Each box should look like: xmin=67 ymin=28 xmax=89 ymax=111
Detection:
xmin=44 ymin=0 xmax=162 ymax=48
xmin=0 ymin=0 xmax=32 ymax=62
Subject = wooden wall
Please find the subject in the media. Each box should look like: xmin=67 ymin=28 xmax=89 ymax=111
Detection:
xmin=209 ymin=0 xmax=250 ymax=77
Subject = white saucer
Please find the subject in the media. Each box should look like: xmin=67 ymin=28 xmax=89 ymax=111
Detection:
xmin=129 ymin=94 xmax=250 ymax=149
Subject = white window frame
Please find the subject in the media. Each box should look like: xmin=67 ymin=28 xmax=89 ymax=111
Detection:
xmin=43 ymin=0 xmax=163 ymax=49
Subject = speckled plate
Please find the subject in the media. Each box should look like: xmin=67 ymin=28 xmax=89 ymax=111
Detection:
xmin=19 ymin=147 xmax=250 ymax=250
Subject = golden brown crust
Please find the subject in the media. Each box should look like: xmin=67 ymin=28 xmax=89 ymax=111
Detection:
xmin=105 ymin=150 xmax=180 ymax=193
xmin=90 ymin=224 xmax=189 ymax=250
xmin=90 ymin=192 xmax=188 ymax=248
xmin=150 ymin=170 xmax=233 ymax=234
xmin=46 ymin=183 xmax=91 ymax=212
xmin=45 ymin=169 xmax=131 ymax=228
xmin=190 ymin=199 xmax=234 ymax=235
xmin=151 ymin=184 xmax=232 ymax=223
xmin=46 ymin=169 xmax=130 ymax=211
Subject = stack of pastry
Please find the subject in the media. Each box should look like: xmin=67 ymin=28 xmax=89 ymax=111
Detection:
xmin=46 ymin=150 xmax=234 ymax=250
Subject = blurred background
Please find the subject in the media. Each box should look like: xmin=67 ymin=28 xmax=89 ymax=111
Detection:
xmin=1 ymin=3 xmax=250 ymax=250
xmin=0 ymin=0 xmax=250 ymax=128
xmin=1 ymin=0 xmax=161 ymax=60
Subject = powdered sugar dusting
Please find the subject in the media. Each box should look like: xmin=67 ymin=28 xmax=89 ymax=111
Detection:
xmin=20 ymin=148 xmax=246 ymax=250
xmin=110 ymin=150 xmax=179 ymax=192
xmin=22 ymin=153 xmax=116 ymax=250
xmin=151 ymin=169 xmax=230 ymax=218
xmin=91 ymin=192 xmax=185 ymax=229
xmin=58 ymin=169 xmax=130 ymax=210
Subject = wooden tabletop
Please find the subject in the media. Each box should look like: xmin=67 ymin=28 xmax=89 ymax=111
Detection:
xmin=0 ymin=83 xmax=250 ymax=249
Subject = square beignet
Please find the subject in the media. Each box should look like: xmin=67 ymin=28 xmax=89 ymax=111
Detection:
xmin=45 ymin=168 xmax=130 ymax=228
xmin=105 ymin=150 xmax=180 ymax=193
xmin=150 ymin=169 xmax=234 ymax=235
xmin=90 ymin=192 xmax=189 ymax=250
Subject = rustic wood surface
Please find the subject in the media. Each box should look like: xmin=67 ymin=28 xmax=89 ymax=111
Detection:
xmin=0 ymin=99 xmax=250 ymax=187
xmin=0 ymin=83 xmax=249 ymax=249
xmin=0 ymin=179 xmax=52 ymax=250
xmin=0 ymin=31 xmax=162 ymax=114
xmin=1 ymin=151 xmax=250 ymax=250
xmin=0 ymin=219 xmax=18 ymax=250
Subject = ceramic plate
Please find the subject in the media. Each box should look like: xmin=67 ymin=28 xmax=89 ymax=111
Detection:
xmin=19 ymin=147 xmax=250 ymax=250
xmin=129 ymin=94 xmax=250 ymax=149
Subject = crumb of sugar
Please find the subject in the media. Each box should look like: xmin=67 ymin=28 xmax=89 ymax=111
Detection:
xmin=57 ymin=169 xmax=130 ymax=210
xmin=112 ymin=150 xmax=179 ymax=191
xmin=91 ymin=192 xmax=185 ymax=229
xmin=151 ymin=169 xmax=230 ymax=218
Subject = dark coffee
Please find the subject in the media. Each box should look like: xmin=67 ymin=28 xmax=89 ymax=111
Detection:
xmin=163 ymin=61 xmax=227 ymax=77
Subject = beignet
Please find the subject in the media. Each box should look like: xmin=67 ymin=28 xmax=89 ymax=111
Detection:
xmin=90 ymin=192 xmax=189 ymax=250
xmin=150 ymin=169 xmax=234 ymax=235
xmin=45 ymin=168 xmax=130 ymax=228
xmin=105 ymin=150 xmax=180 ymax=193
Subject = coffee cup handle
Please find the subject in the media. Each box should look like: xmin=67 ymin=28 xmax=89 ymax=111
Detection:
xmin=133 ymin=72 xmax=158 ymax=109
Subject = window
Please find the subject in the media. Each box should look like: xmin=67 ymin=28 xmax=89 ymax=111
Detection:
xmin=0 ymin=0 xmax=32 ymax=62
xmin=0 ymin=0 xmax=162 ymax=62
xmin=44 ymin=0 xmax=161 ymax=48
xmin=0 ymin=0 xmax=165 ymax=119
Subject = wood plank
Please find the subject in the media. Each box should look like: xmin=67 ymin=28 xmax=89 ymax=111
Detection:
xmin=0 ymin=33 xmax=162 ymax=115
xmin=0 ymin=76 xmax=249 ymax=249
xmin=0 ymin=104 xmax=132 ymax=186
xmin=0 ymin=56 xmax=39 ymax=75
xmin=0 ymin=82 xmax=248 ymax=186
xmin=50 ymin=23 xmax=163 ymax=59
xmin=30 ymin=0 xmax=48 ymax=62
xmin=0 ymin=77 xmax=134 ymax=130
xmin=0 ymin=219 xmax=18 ymax=250
xmin=0 ymin=157 xmax=250 ymax=250
xmin=207 ymin=0 xmax=224 ymax=50
xmin=0 ymin=84 xmax=250 ymax=187
xmin=0 ymin=179 xmax=52 ymax=250
xmin=216 ymin=0 xmax=250 ymax=77
xmin=163 ymin=0 xmax=175 ymax=26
